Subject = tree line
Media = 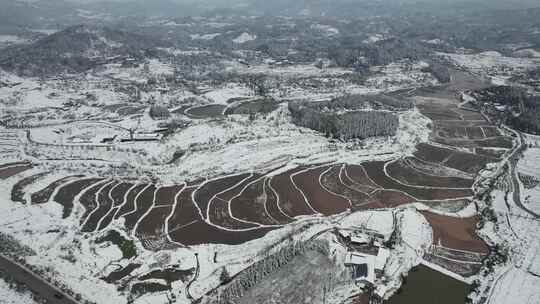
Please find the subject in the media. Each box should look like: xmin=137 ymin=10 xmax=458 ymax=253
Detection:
xmin=289 ymin=95 xmax=402 ymax=140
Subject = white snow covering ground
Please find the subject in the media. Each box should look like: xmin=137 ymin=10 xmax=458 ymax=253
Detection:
xmin=440 ymin=51 xmax=539 ymax=83
xmin=202 ymin=83 xmax=252 ymax=104
xmin=0 ymin=280 xmax=38 ymax=304
xmin=473 ymin=131 xmax=540 ymax=304
xmin=363 ymin=34 xmax=386 ymax=44
xmin=517 ymin=136 xmax=540 ymax=214
xmin=27 ymin=29 xmax=58 ymax=35
xmin=310 ymin=24 xmax=340 ymax=36
xmin=489 ymin=267 xmax=540 ymax=304
xmin=0 ymin=51 xmax=496 ymax=304
xmin=0 ymin=172 xmax=130 ymax=304
xmin=143 ymin=104 xmax=430 ymax=183
xmin=379 ymin=208 xmax=433 ymax=299
xmin=233 ymin=32 xmax=256 ymax=44
xmin=0 ymin=35 xmax=28 ymax=44
xmin=190 ymin=33 xmax=221 ymax=40
xmin=513 ymin=48 xmax=540 ymax=58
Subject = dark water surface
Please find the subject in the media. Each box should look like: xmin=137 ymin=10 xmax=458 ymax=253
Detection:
xmin=386 ymin=265 xmax=469 ymax=304
xmin=185 ymin=104 xmax=226 ymax=118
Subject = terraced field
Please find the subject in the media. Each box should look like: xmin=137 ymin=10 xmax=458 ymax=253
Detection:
xmin=0 ymin=90 xmax=513 ymax=276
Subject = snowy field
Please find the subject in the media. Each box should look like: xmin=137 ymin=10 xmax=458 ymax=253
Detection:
xmin=517 ymin=135 xmax=540 ymax=214
xmin=0 ymin=280 xmax=38 ymax=304
xmin=440 ymin=51 xmax=539 ymax=85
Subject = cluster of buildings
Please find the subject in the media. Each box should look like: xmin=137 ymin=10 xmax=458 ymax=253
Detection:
xmin=339 ymin=230 xmax=390 ymax=286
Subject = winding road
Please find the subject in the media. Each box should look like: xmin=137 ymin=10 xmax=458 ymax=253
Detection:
xmin=0 ymin=254 xmax=80 ymax=304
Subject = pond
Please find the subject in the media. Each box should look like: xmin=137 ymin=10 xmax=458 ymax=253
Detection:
xmin=386 ymin=265 xmax=469 ymax=304
xmin=185 ymin=104 xmax=226 ymax=118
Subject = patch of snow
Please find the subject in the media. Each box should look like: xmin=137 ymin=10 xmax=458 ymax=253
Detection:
xmin=363 ymin=34 xmax=385 ymax=44
xmin=27 ymin=29 xmax=58 ymax=35
xmin=0 ymin=35 xmax=28 ymax=44
xmin=513 ymin=48 xmax=540 ymax=58
xmin=423 ymin=39 xmax=445 ymax=45
xmin=310 ymin=24 xmax=340 ymax=36
xmin=190 ymin=33 xmax=221 ymax=40
xmin=202 ymin=83 xmax=252 ymax=104
xmin=233 ymin=32 xmax=256 ymax=44
xmin=0 ymin=280 xmax=38 ymax=304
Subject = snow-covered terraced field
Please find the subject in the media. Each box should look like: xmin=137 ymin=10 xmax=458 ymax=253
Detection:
xmin=0 ymin=64 xmax=519 ymax=304
xmin=0 ymin=91 xmax=511 ymax=261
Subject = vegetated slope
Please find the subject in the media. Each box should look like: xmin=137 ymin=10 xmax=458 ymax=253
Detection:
xmin=470 ymin=86 xmax=540 ymax=135
xmin=289 ymin=94 xmax=410 ymax=140
xmin=0 ymin=24 xmax=165 ymax=77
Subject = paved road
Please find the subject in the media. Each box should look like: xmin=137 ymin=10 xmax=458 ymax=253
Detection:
xmin=0 ymin=254 xmax=80 ymax=304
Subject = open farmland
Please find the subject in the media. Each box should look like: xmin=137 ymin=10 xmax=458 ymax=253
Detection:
xmin=0 ymin=76 xmax=516 ymax=304
xmin=0 ymin=5 xmax=535 ymax=303
xmin=0 ymin=87 xmax=508 ymax=257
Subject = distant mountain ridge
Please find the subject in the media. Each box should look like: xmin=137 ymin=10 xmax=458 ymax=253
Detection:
xmin=0 ymin=24 xmax=165 ymax=77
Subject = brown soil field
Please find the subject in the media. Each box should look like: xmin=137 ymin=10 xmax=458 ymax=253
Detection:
xmin=443 ymin=152 xmax=498 ymax=174
xmin=123 ymin=185 xmax=157 ymax=233
xmin=11 ymin=172 xmax=48 ymax=204
xmin=452 ymin=108 xmax=485 ymax=120
xmin=270 ymin=168 xmax=316 ymax=218
xmin=421 ymin=212 xmax=489 ymax=254
xmin=415 ymin=143 xmax=497 ymax=175
xmin=420 ymin=111 xmax=461 ymax=121
xmin=135 ymin=205 xmax=174 ymax=250
xmin=263 ymin=179 xmax=293 ymax=224
xmin=353 ymin=200 xmax=386 ymax=211
xmin=0 ymin=164 xmax=33 ymax=179
xmin=78 ymin=180 xmax=110 ymax=225
xmin=433 ymin=136 xmax=513 ymax=150
xmin=370 ymin=189 xmax=417 ymax=208
xmin=474 ymin=148 xmax=506 ymax=159
xmin=482 ymin=126 xmax=501 ymax=137
xmin=82 ymin=181 xmax=119 ymax=232
xmin=340 ymin=166 xmax=377 ymax=194
xmin=432 ymin=126 xmax=488 ymax=141
xmin=386 ymin=159 xmax=473 ymax=188
xmin=115 ymin=184 xmax=149 ymax=219
xmin=466 ymin=127 xmax=486 ymax=139
xmin=168 ymin=193 xmax=274 ymax=246
xmin=216 ymin=174 xmax=261 ymax=201
xmin=230 ymin=178 xmax=279 ymax=226
xmin=193 ymin=173 xmax=251 ymax=220
xmin=53 ymin=178 xmax=105 ymax=218
xmin=435 ymin=120 xmax=491 ymax=128
xmin=170 ymin=219 xmax=274 ymax=246
xmin=352 ymin=294 xmax=370 ymax=304
xmin=110 ymin=183 xmax=134 ymax=207
xmin=292 ymin=166 xmax=350 ymax=216
xmin=476 ymin=137 xmax=514 ymax=149
xmin=97 ymin=207 xmax=119 ymax=231
xmin=363 ymin=161 xmax=473 ymax=201
xmin=344 ymin=164 xmax=379 ymax=190
xmin=167 ymin=186 xmax=201 ymax=232
xmin=138 ymin=268 xmax=194 ymax=284
xmin=434 ymin=126 xmax=469 ymax=139
xmin=406 ymin=157 xmax=471 ymax=179
xmin=413 ymin=143 xmax=454 ymax=164
xmin=155 ymin=185 xmax=185 ymax=206
xmin=31 ymin=175 xmax=83 ymax=205
xmin=208 ymin=197 xmax=259 ymax=230
xmin=319 ymin=166 xmax=370 ymax=209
